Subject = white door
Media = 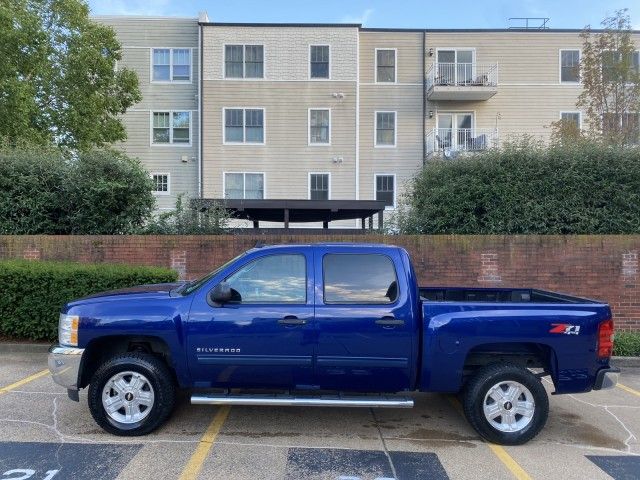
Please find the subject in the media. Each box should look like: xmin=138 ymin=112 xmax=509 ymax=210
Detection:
xmin=437 ymin=113 xmax=473 ymax=151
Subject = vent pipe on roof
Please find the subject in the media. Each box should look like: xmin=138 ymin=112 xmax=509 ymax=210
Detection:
xmin=198 ymin=11 xmax=209 ymax=23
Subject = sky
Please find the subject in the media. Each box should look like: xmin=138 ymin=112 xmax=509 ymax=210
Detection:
xmin=88 ymin=0 xmax=640 ymax=30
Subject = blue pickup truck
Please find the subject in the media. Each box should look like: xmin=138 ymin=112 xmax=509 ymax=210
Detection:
xmin=48 ymin=243 xmax=619 ymax=445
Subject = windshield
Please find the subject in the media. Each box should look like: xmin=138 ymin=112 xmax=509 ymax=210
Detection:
xmin=181 ymin=251 xmax=248 ymax=295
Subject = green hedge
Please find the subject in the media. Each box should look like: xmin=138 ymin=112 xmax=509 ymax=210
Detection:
xmin=396 ymin=141 xmax=640 ymax=234
xmin=614 ymin=331 xmax=640 ymax=357
xmin=0 ymin=260 xmax=178 ymax=341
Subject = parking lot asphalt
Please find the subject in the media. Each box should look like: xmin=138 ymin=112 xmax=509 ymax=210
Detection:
xmin=0 ymin=350 xmax=639 ymax=480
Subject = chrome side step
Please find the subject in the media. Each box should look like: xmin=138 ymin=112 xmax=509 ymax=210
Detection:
xmin=190 ymin=393 xmax=414 ymax=408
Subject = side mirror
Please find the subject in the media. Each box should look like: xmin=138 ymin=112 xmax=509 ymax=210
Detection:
xmin=210 ymin=282 xmax=232 ymax=304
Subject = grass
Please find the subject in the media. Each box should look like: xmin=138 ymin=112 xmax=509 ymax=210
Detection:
xmin=613 ymin=331 xmax=640 ymax=357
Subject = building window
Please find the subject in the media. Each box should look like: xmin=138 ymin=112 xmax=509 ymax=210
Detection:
xmin=604 ymin=113 xmax=640 ymax=144
xmin=375 ymin=111 xmax=396 ymax=147
xmin=309 ymin=173 xmax=330 ymax=200
xmin=224 ymin=173 xmax=265 ymax=199
xmin=151 ymin=173 xmax=169 ymax=195
xmin=152 ymin=111 xmax=191 ymax=145
xmin=560 ymin=49 xmax=580 ymax=83
xmin=224 ymin=108 xmax=264 ymax=144
xmin=602 ymin=50 xmax=640 ymax=82
xmin=310 ymin=45 xmax=330 ymax=79
xmin=375 ymin=175 xmax=395 ymax=209
xmin=376 ymin=49 xmax=396 ymax=83
xmin=225 ymin=45 xmax=264 ymax=78
xmin=309 ymin=109 xmax=330 ymax=145
xmin=560 ymin=112 xmax=581 ymax=129
xmin=152 ymin=48 xmax=191 ymax=82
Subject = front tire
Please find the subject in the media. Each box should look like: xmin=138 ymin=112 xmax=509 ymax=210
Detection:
xmin=463 ymin=363 xmax=549 ymax=445
xmin=88 ymin=353 xmax=176 ymax=436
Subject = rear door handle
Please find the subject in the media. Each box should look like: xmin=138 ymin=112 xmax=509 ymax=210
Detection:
xmin=278 ymin=316 xmax=307 ymax=326
xmin=375 ymin=316 xmax=405 ymax=327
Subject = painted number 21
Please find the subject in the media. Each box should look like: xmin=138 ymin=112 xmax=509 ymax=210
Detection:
xmin=2 ymin=470 xmax=59 ymax=480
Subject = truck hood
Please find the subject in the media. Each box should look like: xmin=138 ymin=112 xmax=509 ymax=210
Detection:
xmin=64 ymin=282 xmax=188 ymax=308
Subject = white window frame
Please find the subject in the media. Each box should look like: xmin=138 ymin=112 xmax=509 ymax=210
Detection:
xmin=374 ymin=111 xmax=397 ymax=148
xmin=149 ymin=110 xmax=192 ymax=147
xmin=374 ymin=48 xmax=398 ymax=84
xmin=558 ymin=49 xmax=581 ymax=84
xmin=223 ymin=172 xmax=266 ymax=199
xmin=150 ymin=172 xmax=171 ymax=196
xmin=560 ymin=111 xmax=583 ymax=130
xmin=374 ymin=173 xmax=397 ymax=210
xmin=434 ymin=48 xmax=477 ymax=85
xmin=223 ymin=44 xmax=266 ymax=80
xmin=308 ymin=108 xmax=332 ymax=146
xmin=308 ymin=44 xmax=331 ymax=80
xmin=150 ymin=48 xmax=193 ymax=83
xmin=308 ymin=172 xmax=331 ymax=200
xmin=222 ymin=107 xmax=266 ymax=145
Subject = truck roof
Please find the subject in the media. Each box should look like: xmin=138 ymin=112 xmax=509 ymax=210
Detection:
xmin=253 ymin=242 xmax=399 ymax=250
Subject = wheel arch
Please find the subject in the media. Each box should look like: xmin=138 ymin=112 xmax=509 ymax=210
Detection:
xmin=79 ymin=335 xmax=176 ymax=389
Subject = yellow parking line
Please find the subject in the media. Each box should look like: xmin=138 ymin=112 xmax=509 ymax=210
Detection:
xmin=617 ymin=383 xmax=640 ymax=398
xmin=179 ymin=406 xmax=231 ymax=480
xmin=447 ymin=397 xmax=532 ymax=480
xmin=0 ymin=369 xmax=50 ymax=395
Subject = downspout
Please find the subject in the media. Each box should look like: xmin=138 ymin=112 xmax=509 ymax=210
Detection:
xmin=355 ymin=28 xmax=360 ymax=201
xmin=198 ymin=21 xmax=203 ymax=198
xmin=422 ymin=30 xmax=426 ymax=166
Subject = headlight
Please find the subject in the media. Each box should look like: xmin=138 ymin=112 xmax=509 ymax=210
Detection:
xmin=58 ymin=313 xmax=79 ymax=346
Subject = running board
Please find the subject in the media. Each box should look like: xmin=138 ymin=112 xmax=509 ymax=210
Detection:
xmin=190 ymin=393 xmax=414 ymax=408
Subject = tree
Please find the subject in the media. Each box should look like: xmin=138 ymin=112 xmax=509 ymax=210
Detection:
xmin=0 ymin=147 xmax=155 ymax=234
xmin=578 ymin=9 xmax=640 ymax=145
xmin=0 ymin=0 xmax=141 ymax=150
xmin=142 ymin=195 xmax=231 ymax=235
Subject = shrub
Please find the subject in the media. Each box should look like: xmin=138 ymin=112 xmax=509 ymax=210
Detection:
xmin=0 ymin=260 xmax=178 ymax=341
xmin=613 ymin=331 xmax=640 ymax=357
xmin=395 ymin=141 xmax=640 ymax=234
xmin=142 ymin=194 xmax=230 ymax=234
xmin=0 ymin=147 xmax=155 ymax=234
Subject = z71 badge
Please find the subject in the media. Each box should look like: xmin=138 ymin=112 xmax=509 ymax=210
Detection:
xmin=549 ymin=323 xmax=581 ymax=335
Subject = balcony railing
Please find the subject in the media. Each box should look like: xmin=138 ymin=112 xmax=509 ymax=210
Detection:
xmin=426 ymin=63 xmax=498 ymax=100
xmin=426 ymin=128 xmax=499 ymax=156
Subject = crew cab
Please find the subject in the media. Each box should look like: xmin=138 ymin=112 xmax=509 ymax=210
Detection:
xmin=48 ymin=243 xmax=619 ymax=444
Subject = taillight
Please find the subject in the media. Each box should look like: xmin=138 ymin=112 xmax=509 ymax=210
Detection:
xmin=597 ymin=319 xmax=614 ymax=359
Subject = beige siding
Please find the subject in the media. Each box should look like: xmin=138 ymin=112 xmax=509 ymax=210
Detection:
xmin=203 ymin=26 xmax=358 ymax=81
xmin=202 ymin=25 xmax=359 ymax=214
xmin=96 ymin=16 xmax=199 ymax=210
xmin=358 ymin=32 xmax=424 ymax=224
xmin=202 ymin=81 xmax=357 ymax=200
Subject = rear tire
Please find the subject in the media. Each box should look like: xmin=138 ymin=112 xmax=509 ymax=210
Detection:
xmin=463 ymin=363 xmax=548 ymax=445
xmin=88 ymin=353 xmax=176 ymax=436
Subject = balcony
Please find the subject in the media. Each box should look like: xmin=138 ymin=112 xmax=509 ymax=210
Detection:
xmin=426 ymin=63 xmax=498 ymax=101
xmin=425 ymin=128 xmax=499 ymax=157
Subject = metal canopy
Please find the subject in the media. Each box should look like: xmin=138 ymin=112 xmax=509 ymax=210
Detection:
xmin=191 ymin=199 xmax=387 ymax=229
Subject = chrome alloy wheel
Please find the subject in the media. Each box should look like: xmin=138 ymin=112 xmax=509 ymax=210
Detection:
xmin=483 ymin=380 xmax=535 ymax=433
xmin=102 ymin=371 xmax=155 ymax=424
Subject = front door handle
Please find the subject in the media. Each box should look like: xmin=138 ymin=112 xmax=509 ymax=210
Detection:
xmin=278 ymin=316 xmax=307 ymax=326
xmin=375 ymin=316 xmax=405 ymax=327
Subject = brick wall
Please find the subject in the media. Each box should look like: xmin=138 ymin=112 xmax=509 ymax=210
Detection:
xmin=0 ymin=235 xmax=638 ymax=331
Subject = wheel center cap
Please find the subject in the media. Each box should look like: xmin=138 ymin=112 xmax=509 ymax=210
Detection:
xmin=125 ymin=392 xmax=134 ymax=401
xmin=503 ymin=401 xmax=513 ymax=410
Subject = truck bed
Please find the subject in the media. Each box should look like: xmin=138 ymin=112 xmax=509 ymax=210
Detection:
xmin=419 ymin=287 xmax=599 ymax=304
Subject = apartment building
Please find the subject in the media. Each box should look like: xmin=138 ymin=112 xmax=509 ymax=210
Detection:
xmin=98 ymin=14 xmax=640 ymax=225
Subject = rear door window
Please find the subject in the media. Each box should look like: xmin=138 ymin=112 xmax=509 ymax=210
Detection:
xmin=323 ymin=254 xmax=398 ymax=304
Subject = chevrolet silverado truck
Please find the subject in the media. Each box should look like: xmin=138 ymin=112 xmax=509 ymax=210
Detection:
xmin=48 ymin=243 xmax=619 ymax=445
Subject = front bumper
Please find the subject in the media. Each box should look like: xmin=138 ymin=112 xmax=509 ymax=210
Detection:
xmin=593 ymin=366 xmax=620 ymax=390
xmin=48 ymin=344 xmax=84 ymax=391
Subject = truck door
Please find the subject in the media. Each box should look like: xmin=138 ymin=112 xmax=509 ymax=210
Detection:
xmin=186 ymin=249 xmax=316 ymax=390
xmin=313 ymin=247 xmax=415 ymax=392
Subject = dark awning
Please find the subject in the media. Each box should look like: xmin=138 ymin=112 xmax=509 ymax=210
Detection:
xmin=191 ymin=199 xmax=387 ymax=229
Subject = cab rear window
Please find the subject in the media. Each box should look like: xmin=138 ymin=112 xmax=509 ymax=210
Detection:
xmin=323 ymin=253 xmax=398 ymax=304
